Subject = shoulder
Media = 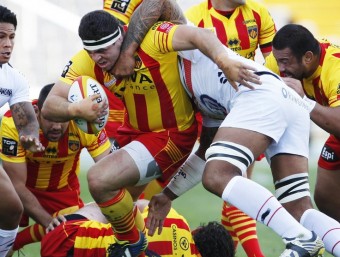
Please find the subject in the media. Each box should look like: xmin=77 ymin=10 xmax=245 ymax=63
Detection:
xmin=0 ymin=63 xmax=28 ymax=89
xmin=185 ymin=2 xmax=208 ymax=23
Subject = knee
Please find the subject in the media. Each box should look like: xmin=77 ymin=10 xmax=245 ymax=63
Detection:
xmin=87 ymin=166 xmax=103 ymax=198
xmin=202 ymin=163 xmax=235 ymax=196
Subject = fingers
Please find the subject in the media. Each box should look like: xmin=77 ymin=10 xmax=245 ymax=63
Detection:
xmin=45 ymin=215 xmax=66 ymax=233
xmin=19 ymin=136 xmax=45 ymax=152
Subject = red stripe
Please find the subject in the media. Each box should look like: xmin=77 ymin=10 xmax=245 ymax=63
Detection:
xmin=47 ymin=163 xmax=65 ymax=191
xmin=211 ymin=15 xmax=228 ymax=44
xmin=235 ymin=12 xmax=250 ymax=50
xmin=46 ymin=134 xmax=68 ymax=191
xmin=26 ymin=161 xmax=40 ymax=188
xmin=253 ymin=10 xmax=262 ymax=36
xmin=148 ymin=241 xmax=173 ymax=254
xmin=138 ymin=48 xmax=177 ymax=129
xmin=163 ymin=217 xmax=191 ymax=230
xmin=183 ymin=59 xmax=194 ymax=96
xmin=134 ymin=94 xmax=150 ymax=131
xmin=94 ymin=65 xmax=105 ymax=85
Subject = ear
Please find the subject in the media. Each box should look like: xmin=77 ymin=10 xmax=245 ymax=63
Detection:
xmin=33 ymin=104 xmax=39 ymax=115
xmin=303 ymin=51 xmax=314 ymax=65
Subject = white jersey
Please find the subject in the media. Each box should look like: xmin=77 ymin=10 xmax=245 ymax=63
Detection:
xmin=0 ymin=63 xmax=30 ymax=108
xmin=178 ymin=47 xmax=312 ymax=159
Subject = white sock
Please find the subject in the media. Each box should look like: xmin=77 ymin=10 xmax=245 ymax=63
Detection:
xmin=222 ymin=176 xmax=312 ymax=239
xmin=301 ymin=208 xmax=340 ymax=256
xmin=0 ymin=227 xmax=18 ymax=257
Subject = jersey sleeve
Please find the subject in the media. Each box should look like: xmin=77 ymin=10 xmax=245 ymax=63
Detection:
xmin=76 ymin=124 xmax=111 ymax=159
xmin=256 ymin=2 xmax=276 ymax=54
xmin=60 ymin=50 xmax=96 ymax=85
xmin=140 ymin=21 xmax=178 ymax=55
xmin=322 ymin=52 xmax=340 ymax=107
xmin=0 ymin=113 xmax=26 ymax=163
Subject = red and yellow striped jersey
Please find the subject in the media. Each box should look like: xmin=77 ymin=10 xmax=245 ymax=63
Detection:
xmin=0 ymin=104 xmax=110 ymax=191
xmin=265 ymin=40 xmax=340 ymax=107
xmin=142 ymin=207 xmax=198 ymax=257
xmin=62 ymin=22 xmax=195 ymax=133
xmin=41 ymin=207 xmax=198 ymax=257
xmin=185 ymin=0 xmax=276 ymax=60
xmin=103 ymin=0 xmax=143 ymax=24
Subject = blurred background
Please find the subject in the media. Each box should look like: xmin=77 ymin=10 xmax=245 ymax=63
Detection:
xmin=0 ymin=0 xmax=338 ymax=255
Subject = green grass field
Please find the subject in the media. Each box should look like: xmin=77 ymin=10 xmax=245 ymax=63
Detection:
xmin=16 ymin=158 xmax=333 ymax=256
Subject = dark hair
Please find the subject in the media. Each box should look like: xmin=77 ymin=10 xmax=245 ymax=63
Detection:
xmin=0 ymin=5 xmax=17 ymax=29
xmin=273 ymin=24 xmax=320 ymax=61
xmin=193 ymin=221 xmax=235 ymax=257
xmin=78 ymin=10 xmax=121 ymax=41
xmin=37 ymin=83 xmax=54 ymax=110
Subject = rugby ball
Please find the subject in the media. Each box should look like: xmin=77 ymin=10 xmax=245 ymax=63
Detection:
xmin=68 ymin=76 xmax=109 ymax=134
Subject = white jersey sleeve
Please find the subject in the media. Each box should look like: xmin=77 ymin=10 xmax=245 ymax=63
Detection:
xmin=0 ymin=64 xmax=30 ymax=108
xmin=177 ymin=48 xmax=235 ymax=122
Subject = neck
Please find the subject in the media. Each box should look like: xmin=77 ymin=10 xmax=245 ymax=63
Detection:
xmin=211 ymin=0 xmax=239 ymax=11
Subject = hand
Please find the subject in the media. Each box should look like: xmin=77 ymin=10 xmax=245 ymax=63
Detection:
xmin=70 ymin=94 xmax=108 ymax=123
xmin=19 ymin=136 xmax=45 ymax=152
xmin=216 ymin=53 xmax=261 ymax=91
xmin=146 ymin=192 xmax=172 ymax=236
xmin=282 ymin=77 xmax=305 ymax=97
xmin=110 ymin=52 xmax=136 ymax=78
xmin=45 ymin=214 xmax=67 ymax=233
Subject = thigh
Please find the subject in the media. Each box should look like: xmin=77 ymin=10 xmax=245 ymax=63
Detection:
xmin=0 ymin=168 xmax=22 ymax=224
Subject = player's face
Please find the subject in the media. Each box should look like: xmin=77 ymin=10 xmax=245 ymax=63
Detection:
xmin=272 ymin=47 xmax=305 ymax=80
xmin=86 ymin=35 xmax=123 ymax=72
xmin=0 ymin=22 xmax=15 ymax=64
xmin=38 ymin=114 xmax=69 ymax=142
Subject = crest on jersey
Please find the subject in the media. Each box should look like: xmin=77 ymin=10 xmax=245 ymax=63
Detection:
xmin=248 ymin=26 xmax=258 ymax=39
xmin=69 ymin=140 xmax=80 ymax=151
xmin=110 ymin=0 xmax=131 ymax=13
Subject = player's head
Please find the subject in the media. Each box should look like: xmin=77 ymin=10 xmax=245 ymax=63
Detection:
xmin=36 ymin=83 xmax=69 ymax=142
xmin=272 ymin=24 xmax=320 ymax=80
xmin=78 ymin=10 xmax=124 ymax=72
xmin=0 ymin=6 xmax=17 ymax=65
xmin=192 ymin=221 xmax=235 ymax=257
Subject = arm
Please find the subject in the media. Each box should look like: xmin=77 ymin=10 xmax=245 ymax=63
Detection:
xmin=112 ymin=0 xmax=186 ymax=77
xmin=310 ymin=105 xmax=340 ymax=138
xmin=41 ymin=80 xmax=108 ymax=123
xmin=172 ymin=25 xmax=261 ymax=90
xmin=10 ymin=102 xmax=44 ymax=152
xmin=3 ymin=161 xmax=53 ymax=227
xmin=146 ymin=126 xmax=218 ymax=236
xmin=283 ymin=77 xmax=340 ymax=137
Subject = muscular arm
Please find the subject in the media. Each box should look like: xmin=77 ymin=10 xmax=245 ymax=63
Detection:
xmin=10 ymin=102 xmax=43 ymax=152
xmin=112 ymin=0 xmax=186 ymax=77
xmin=41 ymin=80 xmax=75 ymax=122
xmin=3 ymin=161 xmax=53 ymax=227
xmin=42 ymin=80 xmax=107 ymax=123
xmin=310 ymin=105 xmax=340 ymax=138
xmin=172 ymin=26 xmax=260 ymax=89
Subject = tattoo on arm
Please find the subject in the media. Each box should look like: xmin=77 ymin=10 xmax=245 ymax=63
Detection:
xmin=11 ymin=102 xmax=39 ymax=138
xmin=121 ymin=0 xmax=186 ymax=52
